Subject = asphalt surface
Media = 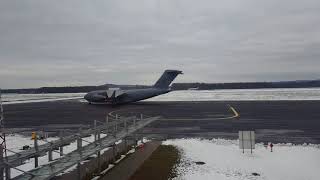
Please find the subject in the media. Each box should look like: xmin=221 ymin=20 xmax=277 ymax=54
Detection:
xmin=3 ymin=100 xmax=320 ymax=144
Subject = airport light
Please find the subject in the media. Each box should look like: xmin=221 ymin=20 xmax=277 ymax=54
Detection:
xmin=0 ymin=89 xmax=3 ymax=123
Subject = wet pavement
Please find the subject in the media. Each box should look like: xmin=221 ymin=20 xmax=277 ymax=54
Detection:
xmin=3 ymin=100 xmax=320 ymax=144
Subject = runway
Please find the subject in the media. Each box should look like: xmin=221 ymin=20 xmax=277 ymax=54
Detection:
xmin=3 ymin=100 xmax=320 ymax=144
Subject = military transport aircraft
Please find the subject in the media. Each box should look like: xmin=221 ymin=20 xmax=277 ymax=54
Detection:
xmin=84 ymin=70 xmax=183 ymax=105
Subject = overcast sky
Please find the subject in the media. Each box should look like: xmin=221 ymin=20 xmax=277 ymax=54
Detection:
xmin=0 ymin=0 xmax=320 ymax=88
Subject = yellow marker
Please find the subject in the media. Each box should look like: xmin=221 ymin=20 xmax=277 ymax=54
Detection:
xmin=230 ymin=107 xmax=240 ymax=118
xmin=31 ymin=132 xmax=36 ymax=140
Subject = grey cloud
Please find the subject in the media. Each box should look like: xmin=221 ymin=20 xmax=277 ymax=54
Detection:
xmin=0 ymin=0 xmax=320 ymax=88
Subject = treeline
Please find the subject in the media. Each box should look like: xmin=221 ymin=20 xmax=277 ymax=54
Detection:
xmin=2 ymin=84 xmax=150 ymax=94
xmin=2 ymin=80 xmax=320 ymax=94
xmin=171 ymin=80 xmax=320 ymax=90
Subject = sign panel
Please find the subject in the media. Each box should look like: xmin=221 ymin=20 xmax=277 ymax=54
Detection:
xmin=239 ymin=131 xmax=255 ymax=149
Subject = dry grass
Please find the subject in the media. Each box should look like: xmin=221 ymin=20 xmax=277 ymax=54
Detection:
xmin=129 ymin=145 xmax=181 ymax=180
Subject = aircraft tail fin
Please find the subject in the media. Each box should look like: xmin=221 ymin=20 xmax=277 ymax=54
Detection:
xmin=153 ymin=70 xmax=183 ymax=89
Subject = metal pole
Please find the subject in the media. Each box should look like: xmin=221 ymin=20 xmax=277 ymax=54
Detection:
xmin=94 ymin=120 xmax=97 ymax=143
xmin=59 ymin=131 xmax=64 ymax=156
xmin=0 ymin=90 xmax=7 ymax=180
xmin=97 ymin=150 xmax=101 ymax=174
xmin=115 ymin=114 xmax=118 ymax=132
xmin=242 ymin=131 xmax=244 ymax=154
xmin=97 ymin=129 xmax=101 ymax=173
xmin=0 ymin=89 xmax=3 ymax=125
xmin=133 ymin=116 xmax=136 ymax=127
xmin=124 ymin=118 xmax=127 ymax=133
xmin=112 ymin=143 xmax=116 ymax=162
xmin=4 ymin=168 xmax=9 ymax=180
xmin=34 ymin=133 xmax=39 ymax=168
xmin=114 ymin=114 xmax=118 ymax=137
xmin=250 ymin=131 xmax=252 ymax=154
xmin=77 ymin=138 xmax=82 ymax=150
xmin=77 ymin=162 xmax=81 ymax=180
xmin=124 ymin=137 xmax=127 ymax=151
xmin=48 ymin=150 xmax=53 ymax=161
xmin=0 ymin=145 xmax=4 ymax=180
xmin=140 ymin=114 xmax=143 ymax=121
xmin=106 ymin=115 xmax=109 ymax=134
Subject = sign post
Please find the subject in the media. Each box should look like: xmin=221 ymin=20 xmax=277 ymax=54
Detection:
xmin=239 ymin=131 xmax=255 ymax=154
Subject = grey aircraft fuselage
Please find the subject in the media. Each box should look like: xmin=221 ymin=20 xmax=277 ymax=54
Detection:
xmin=84 ymin=70 xmax=182 ymax=105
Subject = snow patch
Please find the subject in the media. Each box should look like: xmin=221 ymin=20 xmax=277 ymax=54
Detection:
xmin=164 ymin=139 xmax=320 ymax=180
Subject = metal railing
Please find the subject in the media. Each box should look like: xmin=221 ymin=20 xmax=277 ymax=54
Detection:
xmin=0 ymin=114 xmax=160 ymax=180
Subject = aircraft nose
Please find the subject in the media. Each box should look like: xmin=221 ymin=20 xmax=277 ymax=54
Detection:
xmin=84 ymin=93 xmax=90 ymax=101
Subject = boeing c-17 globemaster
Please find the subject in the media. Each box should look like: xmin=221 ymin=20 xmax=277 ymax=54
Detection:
xmin=84 ymin=70 xmax=183 ymax=105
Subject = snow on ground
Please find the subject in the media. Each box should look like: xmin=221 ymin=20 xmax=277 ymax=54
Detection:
xmin=3 ymin=97 xmax=83 ymax=105
xmin=146 ymin=88 xmax=320 ymax=101
xmin=2 ymin=93 xmax=84 ymax=102
xmin=5 ymin=134 xmax=58 ymax=155
xmin=164 ymin=139 xmax=320 ymax=180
